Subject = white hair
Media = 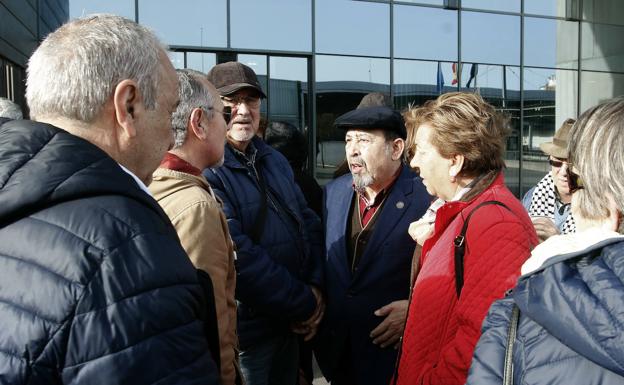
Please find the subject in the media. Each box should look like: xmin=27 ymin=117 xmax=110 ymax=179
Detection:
xmin=26 ymin=14 xmax=166 ymax=122
xmin=0 ymin=97 xmax=23 ymax=120
xmin=171 ymin=69 xmax=215 ymax=147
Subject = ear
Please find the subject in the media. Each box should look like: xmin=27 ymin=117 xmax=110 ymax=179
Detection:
xmin=189 ymin=107 xmax=206 ymax=140
xmin=113 ymin=79 xmax=140 ymax=139
xmin=449 ymin=154 xmax=465 ymax=177
xmin=391 ymin=138 xmax=405 ymax=161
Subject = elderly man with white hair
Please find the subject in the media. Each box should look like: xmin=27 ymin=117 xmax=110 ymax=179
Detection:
xmin=0 ymin=15 xmax=219 ymax=384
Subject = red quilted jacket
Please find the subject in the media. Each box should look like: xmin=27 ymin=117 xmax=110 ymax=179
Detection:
xmin=395 ymin=174 xmax=538 ymax=385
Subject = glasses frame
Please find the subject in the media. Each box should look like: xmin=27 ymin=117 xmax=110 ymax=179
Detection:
xmin=221 ymin=94 xmax=262 ymax=109
xmin=199 ymin=105 xmax=232 ymax=124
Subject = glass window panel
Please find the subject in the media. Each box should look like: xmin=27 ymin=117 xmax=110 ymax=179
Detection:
xmin=394 ymin=5 xmax=457 ymax=61
xmin=521 ymin=68 xmax=578 ymax=197
xmin=393 ymin=60 xmax=455 ymax=110
xmin=581 ymin=22 xmax=624 ymax=72
xmin=230 ymin=0 xmax=311 ymax=52
xmin=168 ymin=52 xmax=185 ymax=69
xmin=269 ymin=57 xmax=309 ymax=131
xmin=461 ymin=0 xmax=520 ymax=13
xmin=580 ymin=71 xmax=624 ymax=112
xmin=237 ymin=54 xmax=268 ymax=116
xmin=139 ymin=0 xmax=226 ymax=47
xmin=524 ymin=0 xmax=561 ymax=17
xmin=316 ymin=0 xmax=389 ymax=57
xmin=524 ymin=17 xmax=578 ymax=69
xmin=395 ymin=0 xmax=443 ymax=4
xmin=461 ymin=11 xmax=520 ymax=66
xmin=186 ymin=52 xmax=216 ymax=73
xmin=70 ymin=0 xmax=135 ymax=19
xmin=582 ymin=0 xmax=624 ymax=26
xmin=315 ymin=55 xmax=390 ymax=184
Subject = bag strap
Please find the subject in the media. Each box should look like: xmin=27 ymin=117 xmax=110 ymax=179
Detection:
xmin=249 ymin=162 xmax=268 ymax=244
xmin=453 ymin=200 xmax=513 ymax=297
xmin=503 ymin=304 xmax=520 ymax=385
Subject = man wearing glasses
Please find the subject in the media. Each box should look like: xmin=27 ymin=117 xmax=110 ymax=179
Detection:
xmin=522 ymin=118 xmax=577 ymax=242
xmin=204 ymin=62 xmax=324 ymax=385
xmin=149 ymin=69 xmax=238 ymax=385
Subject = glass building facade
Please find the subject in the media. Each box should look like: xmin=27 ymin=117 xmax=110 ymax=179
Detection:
xmin=7 ymin=0 xmax=624 ymax=196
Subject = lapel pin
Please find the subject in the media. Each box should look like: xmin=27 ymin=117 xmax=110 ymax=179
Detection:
xmin=396 ymin=201 xmax=405 ymax=209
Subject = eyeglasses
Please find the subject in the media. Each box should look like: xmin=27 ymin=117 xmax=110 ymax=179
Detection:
xmin=221 ymin=94 xmax=261 ymax=109
xmin=200 ymin=105 xmax=231 ymax=124
xmin=566 ymin=167 xmax=585 ymax=193
xmin=548 ymin=158 xmax=569 ymax=168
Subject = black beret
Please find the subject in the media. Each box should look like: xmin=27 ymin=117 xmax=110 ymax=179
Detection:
xmin=334 ymin=106 xmax=406 ymax=139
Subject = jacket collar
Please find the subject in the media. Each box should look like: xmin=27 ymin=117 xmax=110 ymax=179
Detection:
xmin=222 ymin=136 xmax=272 ymax=169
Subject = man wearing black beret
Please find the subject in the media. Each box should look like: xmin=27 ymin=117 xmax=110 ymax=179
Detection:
xmin=315 ymin=106 xmax=431 ymax=385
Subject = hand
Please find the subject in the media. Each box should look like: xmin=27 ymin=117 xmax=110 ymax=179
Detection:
xmin=531 ymin=216 xmax=560 ymax=243
xmin=292 ymin=286 xmax=325 ymax=341
xmin=370 ymin=300 xmax=408 ymax=349
xmin=408 ymin=220 xmax=434 ymax=246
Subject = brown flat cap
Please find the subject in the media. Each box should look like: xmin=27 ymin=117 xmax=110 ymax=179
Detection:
xmin=206 ymin=61 xmax=266 ymax=98
xmin=540 ymin=118 xmax=575 ymax=159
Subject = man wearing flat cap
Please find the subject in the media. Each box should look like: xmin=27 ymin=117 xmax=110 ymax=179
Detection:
xmin=203 ymin=62 xmax=324 ymax=385
xmin=315 ymin=106 xmax=430 ymax=385
xmin=522 ymin=118 xmax=576 ymax=242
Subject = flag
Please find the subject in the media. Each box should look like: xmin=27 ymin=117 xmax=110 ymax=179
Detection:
xmin=436 ymin=62 xmax=445 ymax=94
xmin=466 ymin=63 xmax=479 ymax=88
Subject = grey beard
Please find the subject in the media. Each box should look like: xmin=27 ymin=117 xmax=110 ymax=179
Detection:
xmin=353 ymin=173 xmax=373 ymax=192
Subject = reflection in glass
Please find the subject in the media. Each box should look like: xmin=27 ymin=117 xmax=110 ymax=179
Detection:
xmin=581 ymin=22 xmax=624 ymax=72
xmin=582 ymin=0 xmax=624 ymax=26
xmin=461 ymin=0 xmax=520 ymax=13
xmin=187 ymin=53 xmax=216 ymax=74
xmin=316 ymin=0 xmax=389 ymax=57
xmin=168 ymin=52 xmax=185 ymax=69
xmin=139 ymin=0 xmax=226 ymax=47
xmin=393 ymin=60 xmax=455 ymax=110
xmin=524 ymin=17 xmax=578 ymax=70
xmin=70 ymin=0 xmax=135 ymax=19
xmin=238 ymin=54 xmax=268 ymax=116
xmin=461 ymin=11 xmax=520 ymax=66
xmin=521 ymin=68 xmax=577 ymax=196
xmin=580 ymin=71 xmax=624 ymax=112
xmin=231 ymin=0 xmax=311 ymax=52
xmin=315 ymin=55 xmax=390 ymax=184
xmin=269 ymin=57 xmax=308 ymax=131
xmin=394 ymin=5 xmax=457 ymax=62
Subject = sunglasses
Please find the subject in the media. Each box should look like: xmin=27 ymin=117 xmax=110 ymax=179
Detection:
xmin=566 ymin=167 xmax=584 ymax=193
xmin=548 ymin=158 xmax=568 ymax=168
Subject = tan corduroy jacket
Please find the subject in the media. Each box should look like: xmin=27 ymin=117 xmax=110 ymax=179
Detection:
xmin=150 ymin=168 xmax=239 ymax=385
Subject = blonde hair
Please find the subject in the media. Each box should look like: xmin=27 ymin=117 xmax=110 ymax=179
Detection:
xmin=568 ymin=97 xmax=624 ymax=231
xmin=403 ymin=92 xmax=510 ymax=177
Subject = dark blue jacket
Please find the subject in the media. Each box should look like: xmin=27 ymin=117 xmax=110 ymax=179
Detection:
xmin=0 ymin=120 xmax=218 ymax=384
xmin=203 ymin=137 xmax=323 ymax=348
xmin=315 ymin=166 xmax=430 ymax=385
xmin=467 ymin=238 xmax=624 ymax=385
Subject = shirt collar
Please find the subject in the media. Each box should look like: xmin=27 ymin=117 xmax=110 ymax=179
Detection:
xmin=354 ymin=164 xmax=402 ymax=207
xmin=118 ymin=163 xmax=152 ymax=197
xmin=159 ymin=152 xmax=201 ymax=176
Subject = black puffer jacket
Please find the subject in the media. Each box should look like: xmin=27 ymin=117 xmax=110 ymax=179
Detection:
xmin=467 ymin=237 xmax=624 ymax=385
xmin=0 ymin=120 xmax=219 ymax=384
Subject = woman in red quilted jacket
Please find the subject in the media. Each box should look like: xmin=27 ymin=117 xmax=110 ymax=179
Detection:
xmin=395 ymin=92 xmax=538 ymax=385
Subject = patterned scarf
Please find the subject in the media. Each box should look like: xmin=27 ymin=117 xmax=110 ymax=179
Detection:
xmin=527 ymin=173 xmax=576 ymax=234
